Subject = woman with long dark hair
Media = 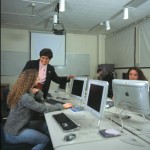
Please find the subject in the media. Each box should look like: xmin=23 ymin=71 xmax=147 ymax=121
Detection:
xmin=126 ymin=66 xmax=148 ymax=81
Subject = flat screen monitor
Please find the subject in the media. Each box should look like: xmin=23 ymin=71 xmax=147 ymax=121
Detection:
xmin=58 ymin=82 xmax=67 ymax=92
xmin=112 ymin=79 xmax=150 ymax=115
xmin=70 ymin=77 xmax=87 ymax=100
xmin=85 ymin=80 xmax=109 ymax=118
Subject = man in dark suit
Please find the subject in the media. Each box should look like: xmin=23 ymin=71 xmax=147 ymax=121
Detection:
xmin=22 ymin=48 xmax=74 ymax=99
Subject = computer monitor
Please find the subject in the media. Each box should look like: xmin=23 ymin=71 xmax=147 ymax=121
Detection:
xmin=85 ymin=80 xmax=109 ymax=118
xmin=70 ymin=77 xmax=87 ymax=100
xmin=112 ymin=79 xmax=150 ymax=115
xmin=58 ymin=82 xmax=67 ymax=92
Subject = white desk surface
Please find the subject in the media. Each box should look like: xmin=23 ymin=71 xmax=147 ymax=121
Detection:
xmin=105 ymin=106 xmax=150 ymax=144
xmin=45 ymin=91 xmax=150 ymax=149
xmin=45 ymin=109 xmax=150 ymax=150
xmin=54 ymin=137 xmax=150 ymax=150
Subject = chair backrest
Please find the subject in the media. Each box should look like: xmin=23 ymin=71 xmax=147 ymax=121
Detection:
xmin=1 ymin=123 xmax=33 ymax=150
xmin=1 ymin=123 xmax=5 ymax=148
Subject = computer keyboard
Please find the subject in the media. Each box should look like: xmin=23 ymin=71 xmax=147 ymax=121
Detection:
xmin=46 ymin=98 xmax=64 ymax=105
xmin=52 ymin=112 xmax=80 ymax=132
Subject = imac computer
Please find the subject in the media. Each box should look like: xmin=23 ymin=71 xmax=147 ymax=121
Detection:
xmin=70 ymin=77 xmax=87 ymax=100
xmin=85 ymin=80 xmax=109 ymax=118
xmin=112 ymin=79 xmax=150 ymax=115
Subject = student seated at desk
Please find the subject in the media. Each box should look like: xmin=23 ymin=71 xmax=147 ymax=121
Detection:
xmin=126 ymin=66 xmax=148 ymax=81
xmin=111 ymin=67 xmax=148 ymax=101
xmin=127 ymin=67 xmax=150 ymax=118
xmin=96 ymin=68 xmax=103 ymax=80
xmin=4 ymin=69 xmax=73 ymax=150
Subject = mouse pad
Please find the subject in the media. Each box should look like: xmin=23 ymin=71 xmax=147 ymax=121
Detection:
xmin=69 ymin=106 xmax=84 ymax=112
xmin=99 ymin=129 xmax=121 ymax=138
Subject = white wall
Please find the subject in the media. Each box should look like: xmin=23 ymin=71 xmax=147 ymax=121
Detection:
xmin=1 ymin=28 xmax=30 ymax=89
xmin=1 ymin=28 xmax=105 ymax=89
xmin=66 ymin=33 xmax=98 ymax=79
xmin=98 ymin=34 xmax=106 ymax=64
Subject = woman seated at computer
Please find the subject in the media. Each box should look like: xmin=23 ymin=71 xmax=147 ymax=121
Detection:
xmin=126 ymin=66 xmax=148 ymax=81
xmin=111 ymin=67 xmax=148 ymax=101
xmin=4 ymin=69 xmax=73 ymax=150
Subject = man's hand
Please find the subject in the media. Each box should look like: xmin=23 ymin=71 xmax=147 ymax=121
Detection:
xmin=67 ymin=75 xmax=75 ymax=80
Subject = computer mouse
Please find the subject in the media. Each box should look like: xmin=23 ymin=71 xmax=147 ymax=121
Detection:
xmin=64 ymin=133 xmax=76 ymax=142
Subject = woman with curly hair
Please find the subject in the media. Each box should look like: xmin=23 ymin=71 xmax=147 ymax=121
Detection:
xmin=126 ymin=66 xmax=148 ymax=81
xmin=4 ymin=69 xmax=73 ymax=150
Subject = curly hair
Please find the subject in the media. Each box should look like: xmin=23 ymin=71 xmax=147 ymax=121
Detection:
xmin=7 ymin=69 xmax=38 ymax=107
xmin=126 ymin=66 xmax=148 ymax=81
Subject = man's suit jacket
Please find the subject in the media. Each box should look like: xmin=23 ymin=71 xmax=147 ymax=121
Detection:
xmin=22 ymin=59 xmax=68 ymax=99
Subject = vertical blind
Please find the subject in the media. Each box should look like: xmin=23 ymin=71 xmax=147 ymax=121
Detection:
xmin=105 ymin=28 xmax=135 ymax=68
xmin=139 ymin=19 xmax=150 ymax=67
xmin=105 ymin=19 xmax=150 ymax=68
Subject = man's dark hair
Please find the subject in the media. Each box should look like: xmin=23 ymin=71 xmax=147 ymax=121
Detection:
xmin=40 ymin=48 xmax=53 ymax=59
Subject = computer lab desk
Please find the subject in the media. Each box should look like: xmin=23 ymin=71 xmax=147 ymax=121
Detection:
xmin=44 ymin=108 xmax=150 ymax=150
xmin=105 ymin=106 xmax=150 ymax=144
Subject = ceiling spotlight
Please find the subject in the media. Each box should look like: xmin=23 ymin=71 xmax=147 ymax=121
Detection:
xmin=31 ymin=3 xmax=35 ymax=15
xmin=105 ymin=20 xmax=110 ymax=30
xmin=123 ymin=7 xmax=129 ymax=20
xmin=59 ymin=0 xmax=65 ymax=12
xmin=53 ymin=14 xmax=58 ymax=24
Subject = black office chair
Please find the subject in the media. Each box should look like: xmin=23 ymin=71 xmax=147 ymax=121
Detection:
xmin=1 ymin=123 xmax=33 ymax=150
xmin=103 ymin=72 xmax=114 ymax=98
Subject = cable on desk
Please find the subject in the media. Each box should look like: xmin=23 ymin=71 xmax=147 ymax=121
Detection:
xmin=97 ymin=119 xmax=101 ymax=129
xmin=118 ymin=115 xmax=124 ymax=133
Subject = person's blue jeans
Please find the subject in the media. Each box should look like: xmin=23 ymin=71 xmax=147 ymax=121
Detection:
xmin=5 ymin=120 xmax=50 ymax=150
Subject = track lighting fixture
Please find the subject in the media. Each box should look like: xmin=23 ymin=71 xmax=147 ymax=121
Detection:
xmin=59 ymin=0 xmax=65 ymax=12
xmin=106 ymin=20 xmax=110 ymax=30
xmin=31 ymin=3 xmax=35 ymax=15
xmin=123 ymin=7 xmax=129 ymax=20
xmin=53 ymin=14 xmax=58 ymax=24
